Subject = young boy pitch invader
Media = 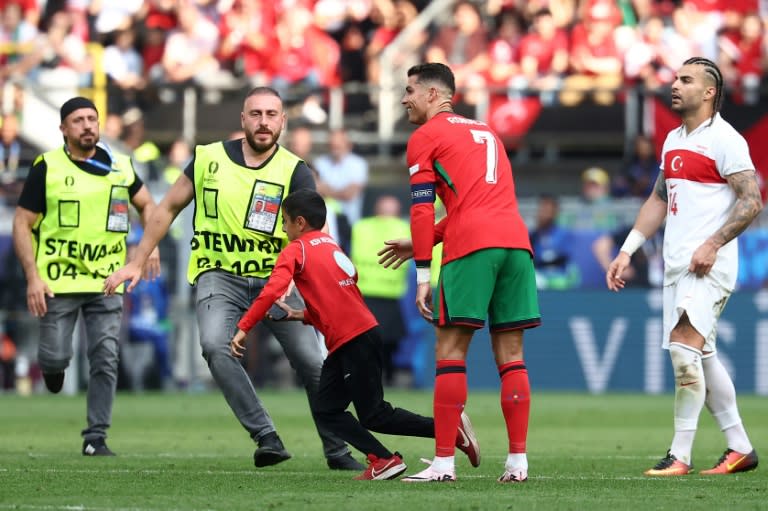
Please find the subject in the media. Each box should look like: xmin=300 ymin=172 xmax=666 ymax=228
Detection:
xmin=230 ymin=189 xmax=480 ymax=480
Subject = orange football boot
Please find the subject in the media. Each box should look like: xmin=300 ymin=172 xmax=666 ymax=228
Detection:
xmin=700 ymin=449 xmax=758 ymax=475
xmin=644 ymin=451 xmax=692 ymax=476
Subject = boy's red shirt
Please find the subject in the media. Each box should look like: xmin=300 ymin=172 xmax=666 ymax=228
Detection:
xmin=237 ymin=230 xmax=378 ymax=354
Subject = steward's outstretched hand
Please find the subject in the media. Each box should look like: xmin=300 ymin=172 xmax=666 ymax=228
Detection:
xmin=104 ymin=262 xmax=143 ymax=295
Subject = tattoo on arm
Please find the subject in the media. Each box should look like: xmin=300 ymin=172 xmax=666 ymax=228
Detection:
xmin=712 ymin=170 xmax=763 ymax=247
xmin=653 ymin=172 xmax=668 ymax=202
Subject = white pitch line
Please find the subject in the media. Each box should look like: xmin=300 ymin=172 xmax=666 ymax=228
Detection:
xmin=2 ymin=467 xmax=703 ymax=482
xmin=1 ymin=468 xmax=259 ymax=475
xmin=5 ymin=453 xmax=660 ymax=460
xmin=0 ymin=505 xmax=215 ymax=511
xmin=5 ymin=453 xmax=245 ymax=459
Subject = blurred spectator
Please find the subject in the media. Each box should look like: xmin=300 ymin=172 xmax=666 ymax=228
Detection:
xmin=593 ymin=225 xmax=663 ymax=288
xmin=122 ymin=108 xmax=162 ymax=183
xmin=91 ymin=0 xmax=144 ymax=40
xmin=137 ymin=0 xmax=177 ymax=77
xmin=1 ymin=114 xmax=24 ymax=180
xmin=613 ymin=134 xmax=659 ymax=198
xmin=313 ymin=127 xmax=368 ymax=224
xmin=330 ymin=7 xmax=372 ymax=85
xmin=425 ymin=0 xmax=490 ymax=105
xmin=485 ymin=8 xmax=524 ymax=93
xmin=103 ymin=24 xmax=146 ymax=115
xmin=0 ymin=318 xmax=15 ymax=390
xmin=0 ymin=0 xmax=39 ymax=27
xmin=519 ymin=0 xmax=577 ymax=29
xmin=147 ymin=137 xmax=191 ymax=293
xmin=624 ymin=14 xmax=693 ymax=91
xmin=560 ymin=1 xmax=623 ymax=106
xmin=123 ymin=223 xmax=173 ymax=390
xmin=365 ymin=0 xmax=425 ymax=91
xmin=529 ymin=194 xmax=580 ymax=289
xmin=350 ymin=195 xmax=411 ymax=385
xmin=0 ymin=113 xmax=34 ymax=204
xmin=561 ymin=166 xmax=620 ymax=230
xmin=287 ymin=124 xmax=352 ymax=249
xmin=154 ymin=3 xmax=235 ymax=95
xmin=330 ymin=4 xmax=376 ymax=113
xmin=670 ymin=4 xmax=721 ymax=62
xmin=511 ymin=7 xmax=569 ymax=104
xmin=0 ymin=1 xmax=38 ymax=69
xmin=719 ymin=12 xmax=764 ymax=105
xmin=286 ymin=124 xmax=314 ymax=163
xmin=217 ymin=0 xmax=276 ymax=86
xmin=100 ymin=112 xmax=133 ymax=156
xmin=6 ymin=10 xmax=92 ymax=91
xmin=162 ymin=137 xmax=191 ymax=191
xmin=268 ymin=6 xmax=340 ymax=124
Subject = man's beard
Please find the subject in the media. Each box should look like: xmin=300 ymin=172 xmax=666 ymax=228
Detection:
xmin=73 ymin=133 xmax=98 ymax=152
xmin=244 ymin=129 xmax=280 ymax=154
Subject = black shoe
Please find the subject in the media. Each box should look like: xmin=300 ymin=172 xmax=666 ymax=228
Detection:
xmin=43 ymin=372 xmax=64 ymax=394
xmin=253 ymin=432 xmax=292 ymax=467
xmin=82 ymin=438 xmax=116 ymax=456
xmin=327 ymin=452 xmax=366 ymax=471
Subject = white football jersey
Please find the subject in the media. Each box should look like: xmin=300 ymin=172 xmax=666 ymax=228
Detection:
xmin=660 ymin=113 xmax=754 ymax=290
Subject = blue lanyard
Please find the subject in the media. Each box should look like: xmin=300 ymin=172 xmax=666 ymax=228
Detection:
xmin=64 ymin=142 xmax=120 ymax=173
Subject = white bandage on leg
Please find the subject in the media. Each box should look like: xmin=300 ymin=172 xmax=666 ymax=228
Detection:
xmin=669 ymin=342 xmax=705 ymax=464
xmin=702 ymin=352 xmax=753 ymax=453
xmin=670 ymin=342 xmax=705 ymax=431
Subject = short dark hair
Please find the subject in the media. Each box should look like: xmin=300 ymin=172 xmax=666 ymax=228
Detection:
xmin=245 ymin=86 xmax=282 ymax=101
xmin=282 ymin=189 xmax=327 ymax=229
xmin=407 ymin=63 xmax=456 ymax=96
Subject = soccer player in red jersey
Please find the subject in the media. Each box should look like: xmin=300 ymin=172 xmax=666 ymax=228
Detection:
xmin=382 ymin=62 xmax=541 ymax=482
xmin=230 ymin=189 xmax=480 ymax=480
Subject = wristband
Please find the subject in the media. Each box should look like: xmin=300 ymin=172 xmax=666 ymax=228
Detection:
xmin=619 ymin=229 xmax=646 ymax=256
xmin=416 ymin=267 xmax=431 ymax=284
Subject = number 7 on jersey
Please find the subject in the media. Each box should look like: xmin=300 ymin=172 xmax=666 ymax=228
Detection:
xmin=470 ymin=129 xmax=498 ymax=184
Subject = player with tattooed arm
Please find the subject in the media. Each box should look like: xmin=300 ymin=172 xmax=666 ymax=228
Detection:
xmin=606 ymin=57 xmax=761 ymax=476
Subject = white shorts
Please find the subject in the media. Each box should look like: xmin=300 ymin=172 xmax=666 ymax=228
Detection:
xmin=662 ymin=272 xmax=731 ymax=352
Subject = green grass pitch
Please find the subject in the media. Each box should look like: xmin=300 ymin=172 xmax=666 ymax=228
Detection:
xmin=1 ymin=390 xmax=766 ymax=510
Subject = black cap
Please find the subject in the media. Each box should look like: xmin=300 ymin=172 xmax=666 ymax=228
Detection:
xmin=60 ymin=97 xmax=97 ymax=122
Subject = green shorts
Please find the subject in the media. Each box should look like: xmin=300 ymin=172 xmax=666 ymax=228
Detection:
xmin=434 ymin=248 xmax=541 ymax=332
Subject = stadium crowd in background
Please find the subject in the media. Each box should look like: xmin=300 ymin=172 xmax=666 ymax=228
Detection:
xmin=1 ymin=0 xmax=767 ymax=128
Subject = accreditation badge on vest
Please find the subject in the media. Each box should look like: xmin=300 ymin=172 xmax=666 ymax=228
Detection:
xmin=245 ymin=180 xmax=284 ymax=234
xmin=107 ymin=185 xmax=130 ymax=232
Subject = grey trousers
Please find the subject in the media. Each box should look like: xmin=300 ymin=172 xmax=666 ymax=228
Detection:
xmin=194 ymin=270 xmax=350 ymax=460
xmin=38 ymin=293 xmax=122 ymax=441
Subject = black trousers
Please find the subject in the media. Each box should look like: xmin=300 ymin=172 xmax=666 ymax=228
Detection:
xmin=313 ymin=327 xmax=434 ymax=459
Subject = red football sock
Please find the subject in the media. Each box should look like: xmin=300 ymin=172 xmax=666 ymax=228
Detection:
xmin=434 ymin=359 xmax=467 ymax=457
xmin=499 ymin=361 xmax=530 ymax=453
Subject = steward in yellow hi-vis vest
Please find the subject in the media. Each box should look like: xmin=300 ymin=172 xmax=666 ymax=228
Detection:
xmin=29 ymin=147 xmax=137 ymax=294
xmin=351 ymin=211 xmax=410 ymax=300
xmin=187 ymin=140 xmax=301 ymax=283
xmin=101 ymin=89 xmax=358 ymax=466
xmin=13 ymin=96 xmax=159 ymax=454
